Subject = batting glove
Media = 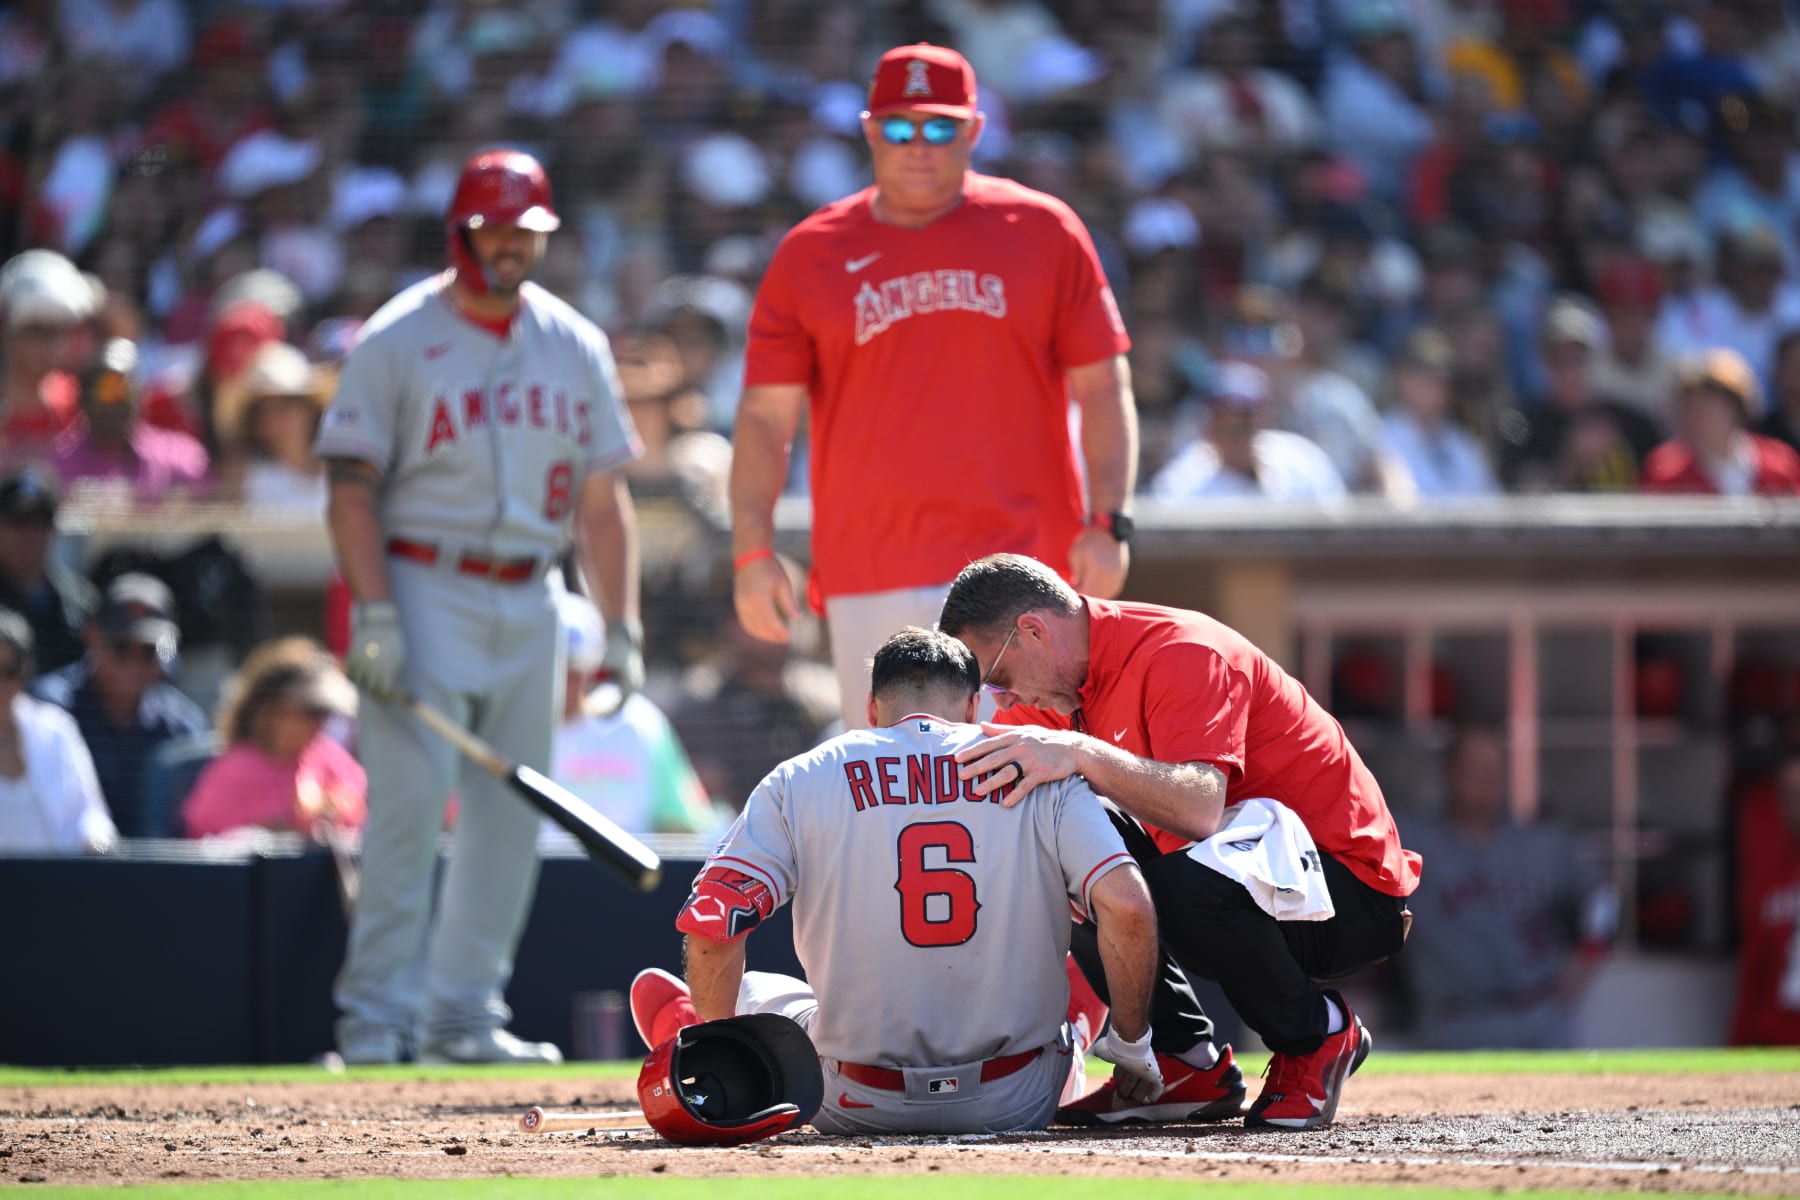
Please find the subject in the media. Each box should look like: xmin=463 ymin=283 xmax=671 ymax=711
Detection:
xmin=1091 ymin=1026 xmax=1164 ymax=1103
xmin=600 ymin=617 xmax=645 ymax=698
xmin=347 ymin=600 xmax=406 ymax=700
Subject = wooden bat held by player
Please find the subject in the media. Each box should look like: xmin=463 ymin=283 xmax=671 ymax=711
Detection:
xmin=402 ymin=693 xmax=662 ymax=892
xmin=519 ymin=1106 xmax=650 ymax=1133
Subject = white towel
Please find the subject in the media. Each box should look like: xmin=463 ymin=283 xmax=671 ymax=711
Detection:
xmin=1185 ymin=797 xmax=1334 ymax=921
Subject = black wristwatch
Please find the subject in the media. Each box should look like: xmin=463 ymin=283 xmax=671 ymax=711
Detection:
xmin=1087 ymin=511 xmax=1134 ymax=546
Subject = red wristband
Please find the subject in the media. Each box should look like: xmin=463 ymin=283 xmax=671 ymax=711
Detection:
xmin=733 ymin=547 xmax=776 ymax=572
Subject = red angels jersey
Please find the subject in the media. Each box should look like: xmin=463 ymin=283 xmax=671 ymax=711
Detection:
xmin=996 ymin=599 xmax=1422 ymax=897
xmin=314 ymin=276 xmax=641 ymax=557
xmin=745 ymin=174 xmax=1130 ymax=599
xmin=676 ymin=715 xmax=1133 ymax=1067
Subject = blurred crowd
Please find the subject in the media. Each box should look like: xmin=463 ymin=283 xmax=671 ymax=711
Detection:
xmin=4 ymin=0 xmax=1800 ymax=507
xmin=3 ymin=0 xmax=1800 ymax=1046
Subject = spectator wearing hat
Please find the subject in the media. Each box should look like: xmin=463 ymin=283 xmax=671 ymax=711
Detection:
xmin=181 ymin=636 xmax=364 ymax=839
xmin=1501 ymin=298 xmax=1661 ymax=492
xmin=214 ymin=341 xmax=329 ymax=512
xmin=549 ymin=591 xmax=716 ymax=840
xmin=0 ymin=607 xmax=114 ymax=855
xmin=1694 ymin=95 xmax=1800 ymax=270
xmin=1378 ymin=328 xmax=1499 ymax=500
xmin=0 ymin=249 xmax=98 ymax=457
xmin=1150 ymin=361 xmax=1345 ymax=502
xmin=53 ymin=338 xmax=210 ymax=504
xmin=31 ymin=572 xmax=208 ymax=837
xmin=1223 ymin=286 xmax=1391 ymax=494
xmin=1641 ymin=348 xmax=1800 ymax=496
xmin=0 ymin=465 xmax=96 ymax=673
xmin=1762 ymin=329 xmax=1800 ymax=456
xmin=1590 ymin=257 xmax=1678 ymax=426
xmin=1656 ymin=224 xmax=1800 ymax=401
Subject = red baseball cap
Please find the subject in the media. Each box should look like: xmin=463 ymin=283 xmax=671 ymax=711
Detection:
xmin=866 ymin=43 xmax=978 ymax=119
xmin=1594 ymin=258 xmax=1663 ymax=310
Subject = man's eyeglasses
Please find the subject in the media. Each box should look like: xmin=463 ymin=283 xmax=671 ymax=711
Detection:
xmin=878 ymin=116 xmax=963 ymax=146
xmin=981 ymin=623 xmax=1017 ymax=696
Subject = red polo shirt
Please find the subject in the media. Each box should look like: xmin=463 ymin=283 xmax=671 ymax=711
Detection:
xmin=996 ymin=599 xmax=1421 ymax=897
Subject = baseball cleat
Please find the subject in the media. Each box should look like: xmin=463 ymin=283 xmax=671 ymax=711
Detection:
xmin=1055 ymin=1044 xmax=1247 ymax=1125
xmin=1244 ymin=991 xmax=1371 ymax=1131
xmin=417 ymin=1027 xmax=564 ymax=1065
xmin=630 ymin=967 xmax=698 ymax=1051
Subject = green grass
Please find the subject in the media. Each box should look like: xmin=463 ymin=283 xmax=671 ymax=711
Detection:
xmin=9 ymin=1180 xmax=1762 ymax=1200
xmin=5 ymin=1046 xmax=1797 ymax=1090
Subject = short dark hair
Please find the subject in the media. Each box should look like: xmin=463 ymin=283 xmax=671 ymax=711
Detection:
xmin=937 ymin=553 xmax=1081 ymax=641
xmin=870 ymin=626 xmax=978 ymax=701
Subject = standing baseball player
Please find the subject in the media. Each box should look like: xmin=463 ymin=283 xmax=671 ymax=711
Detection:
xmin=629 ymin=626 xmax=1172 ymax=1134
xmin=318 ymin=149 xmax=643 ymax=1065
xmin=730 ymin=42 xmax=1138 ymax=729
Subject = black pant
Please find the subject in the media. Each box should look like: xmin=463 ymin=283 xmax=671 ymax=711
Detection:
xmin=1072 ymin=802 xmax=1411 ymax=1057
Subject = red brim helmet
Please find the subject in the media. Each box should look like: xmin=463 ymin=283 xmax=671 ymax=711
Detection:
xmin=637 ymin=1013 xmax=823 ymax=1146
xmin=446 ymin=147 xmax=560 ymax=292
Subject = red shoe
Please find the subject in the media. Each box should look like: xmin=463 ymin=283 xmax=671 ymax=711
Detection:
xmin=629 ymin=968 xmax=697 ymax=1051
xmin=1055 ymin=1045 xmax=1247 ymax=1125
xmin=1064 ymin=955 xmax=1107 ymax=1057
xmin=1245 ymin=992 xmax=1372 ymax=1131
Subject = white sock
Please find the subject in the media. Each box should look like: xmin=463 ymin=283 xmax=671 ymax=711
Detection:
xmin=1174 ymin=1040 xmax=1219 ymax=1071
xmin=1322 ymin=994 xmax=1346 ymax=1036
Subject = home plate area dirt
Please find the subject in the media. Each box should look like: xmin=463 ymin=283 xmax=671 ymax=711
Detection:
xmin=3 ymin=1073 xmax=1798 ymax=1192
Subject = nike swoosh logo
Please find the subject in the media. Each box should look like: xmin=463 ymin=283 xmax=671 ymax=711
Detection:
xmin=1113 ymin=728 xmax=1127 ymax=742
xmin=837 ymin=1092 xmax=875 ymax=1109
xmin=425 ymin=342 xmax=452 ymax=359
xmin=845 ymin=253 xmax=882 ymax=273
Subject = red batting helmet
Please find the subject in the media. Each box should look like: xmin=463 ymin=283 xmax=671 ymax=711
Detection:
xmin=445 ymin=149 xmax=559 ymax=293
xmin=637 ymin=1014 xmax=822 ymax=1146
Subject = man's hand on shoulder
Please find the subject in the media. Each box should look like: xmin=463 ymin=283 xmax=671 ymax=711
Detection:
xmin=953 ymin=723 xmax=1090 ymax=805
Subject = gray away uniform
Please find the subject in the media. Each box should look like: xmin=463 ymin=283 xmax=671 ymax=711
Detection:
xmin=680 ymin=714 xmax=1134 ymax=1134
xmin=317 ymin=276 xmax=639 ymax=1048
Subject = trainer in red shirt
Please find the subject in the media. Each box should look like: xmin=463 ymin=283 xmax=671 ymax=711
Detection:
xmin=1641 ymin=347 xmax=1800 ymax=496
xmin=939 ymin=553 xmax=1418 ymax=1132
xmin=730 ymin=42 xmax=1137 ymax=729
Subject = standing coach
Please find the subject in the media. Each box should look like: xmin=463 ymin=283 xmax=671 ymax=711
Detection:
xmin=728 ymin=42 xmax=1139 ymax=728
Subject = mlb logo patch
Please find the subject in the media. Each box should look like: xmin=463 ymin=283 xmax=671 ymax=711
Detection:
xmin=927 ymin=1076 xmax=959 ymax=1094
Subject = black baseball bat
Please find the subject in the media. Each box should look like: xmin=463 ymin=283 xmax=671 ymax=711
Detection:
xmin=403 ymin=693 xmax=662 ymax=892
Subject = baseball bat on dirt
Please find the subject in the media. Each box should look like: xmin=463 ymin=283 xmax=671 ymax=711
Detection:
xmin=402 ymin=693 xmax=662 ymax=892
xmin=519 ymin=1106 xmax=651 ymax=1133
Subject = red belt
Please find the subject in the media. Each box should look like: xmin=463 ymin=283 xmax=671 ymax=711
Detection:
xmin=837 ymin=1048 xmax=1040 ymax=1092
xmin=386 ymin=538 xmax=544 ymax=584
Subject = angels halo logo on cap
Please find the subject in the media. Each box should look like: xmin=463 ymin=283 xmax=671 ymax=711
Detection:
xmin=867 ymin=43 xmax=977 ymax=119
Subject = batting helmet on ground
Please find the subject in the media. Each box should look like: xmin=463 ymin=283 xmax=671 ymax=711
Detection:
xmin=445 ymin=149 xmax=559 ymax=293
xmin=637 ymin=1014 xmax=823 ymax=1146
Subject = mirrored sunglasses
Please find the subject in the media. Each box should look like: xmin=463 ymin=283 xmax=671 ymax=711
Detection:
xmin=880 ymin=116 xmax=963 ymax=146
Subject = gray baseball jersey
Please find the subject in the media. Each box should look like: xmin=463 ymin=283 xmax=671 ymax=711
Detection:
xmin=315 ymin=275 xmax=639 ymax=555
xmin=677 ymin=714 xmax=1134 ymax=1068
xmin=324 ymin=273 xmax=642 ymax=1051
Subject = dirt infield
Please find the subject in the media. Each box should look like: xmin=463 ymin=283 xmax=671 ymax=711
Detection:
xmin=4 ymin=1072 xmax=1798 ymax=1193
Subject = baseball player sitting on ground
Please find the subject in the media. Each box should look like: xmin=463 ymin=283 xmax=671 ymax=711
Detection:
xmin=630 ymin=626 xmax=1166 ymax=1134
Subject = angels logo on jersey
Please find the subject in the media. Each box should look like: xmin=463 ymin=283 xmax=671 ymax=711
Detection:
xmin=854 ymin=270 xmax=1007 ymax=345
xmin=420 ymin=378 xmax=595 ymax=455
